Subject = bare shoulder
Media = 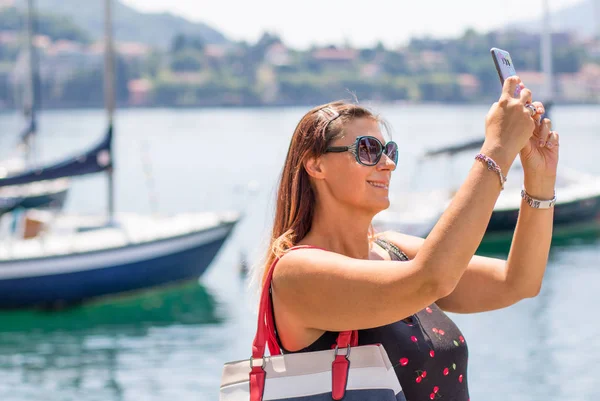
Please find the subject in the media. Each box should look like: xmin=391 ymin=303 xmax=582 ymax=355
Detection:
xmin=270 ymin=243 xmax=441 ymax=333
xmin=273 ymin=247 xmax=364 ymax=285
xmin=375 ymin=231 xmax=425 ymax=260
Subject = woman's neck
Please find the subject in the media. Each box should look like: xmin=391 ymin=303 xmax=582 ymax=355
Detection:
xmin=300 ymin=202 xmax=374 ymax=260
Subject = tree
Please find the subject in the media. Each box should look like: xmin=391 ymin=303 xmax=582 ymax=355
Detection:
xmin=0 ymin=8 xmax=90 ymax=43
xmin=359 ymin=48 xmax=377 ymax=63
xmin=382 ymin=51 xmax=409 ymax=75
xmin=171 ymin=34 xmax=187 ymax=53
xmin=144 ymin=51 xmax=163 ymax=78
xmin=170 ymin=50 xmax=203 ymax=72
xmin=171 ymin=33 xmax=204 ymax=54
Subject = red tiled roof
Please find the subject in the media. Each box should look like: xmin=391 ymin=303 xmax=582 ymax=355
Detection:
xmin=312 ymin=48 xmax=358 ymax=61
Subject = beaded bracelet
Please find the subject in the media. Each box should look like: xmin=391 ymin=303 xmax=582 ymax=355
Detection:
xmin=475 ymin=153 xmax=507 ymax=190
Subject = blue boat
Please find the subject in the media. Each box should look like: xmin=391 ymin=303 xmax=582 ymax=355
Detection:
xmin=0 ymin=212 xmax=238 ymax=309
xmin=0 ymin=0 xmax=240 ymax=309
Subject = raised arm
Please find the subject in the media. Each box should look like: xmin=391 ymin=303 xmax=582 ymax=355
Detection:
xmin=435 ymin=117 xmax=559 ymax=313
xmin=273 ymin=77 xmax=537 ymax=345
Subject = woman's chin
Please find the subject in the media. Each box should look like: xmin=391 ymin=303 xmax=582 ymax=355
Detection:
xmin=366 ymin=197 xmax=390 ymax=214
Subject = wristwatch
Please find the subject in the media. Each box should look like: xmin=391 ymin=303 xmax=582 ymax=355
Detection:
xmin=521 ymin=187 xmax=557 ymax=209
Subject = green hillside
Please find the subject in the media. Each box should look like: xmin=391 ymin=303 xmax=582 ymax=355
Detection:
xmin=14 ymin=0 xmax=229 ymax=47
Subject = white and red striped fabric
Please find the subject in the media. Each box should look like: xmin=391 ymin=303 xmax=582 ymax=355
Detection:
xmin=220 ymin=246 xmax=405 ymax=401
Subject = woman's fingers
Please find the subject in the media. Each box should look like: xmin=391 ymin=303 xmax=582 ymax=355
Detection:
xmin=531 ymin=102 xmax=546 ymax=124
xmin=530 ymin=101 xmax=545 ymax=127
xmin=502 ymin=76 xmax=521 ymax=99
xmin=532 ymin=101 xmax=545 ymax=116
xmin=519 ymin=87 xmax=533 ymax=105
xmin=545 ymin=130 xmax=559 ymax=149
xmin=537 ymin=118 xmax=552 ymax=147
xmin=532 ymin=101 xmax=545 ymax=124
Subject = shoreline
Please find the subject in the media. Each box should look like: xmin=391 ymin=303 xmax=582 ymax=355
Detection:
xmin=1 ymin=100 xmax=598 ymax=114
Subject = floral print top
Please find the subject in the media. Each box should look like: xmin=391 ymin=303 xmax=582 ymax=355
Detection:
xmin=277 ymin=238 xmax=470 ymax=401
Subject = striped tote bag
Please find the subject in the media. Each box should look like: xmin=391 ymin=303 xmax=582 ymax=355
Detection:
xmin=220 ymin=246 xmax=405 ymax=401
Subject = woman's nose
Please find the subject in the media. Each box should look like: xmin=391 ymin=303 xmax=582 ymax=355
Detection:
xmin=377 ymin=153 xmax=396 ymax=171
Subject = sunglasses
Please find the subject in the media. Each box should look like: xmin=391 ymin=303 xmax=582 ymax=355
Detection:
xmin=325 ymin=136 xmax=398 ymax=167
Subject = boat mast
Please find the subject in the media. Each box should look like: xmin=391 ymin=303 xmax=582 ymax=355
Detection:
xmin=595 ymin=0 xmax=600 ymax=40
xmin=541 ymin=0 xmax=553 ymax=102
xmin=104 ymin=0 xmax=115 ymax=221
xmin=24 ymin=0 xmax=38 ymax=163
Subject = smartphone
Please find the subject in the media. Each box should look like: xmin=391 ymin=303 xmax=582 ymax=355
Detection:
xmin=490 ymin=47 xmax=520 ymax=96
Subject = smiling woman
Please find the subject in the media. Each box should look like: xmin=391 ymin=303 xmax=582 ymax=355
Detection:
xmin=266 ymin=101 xmax=395 ymax=262
xmin=241 ymin=77 xmax=556 ymax=401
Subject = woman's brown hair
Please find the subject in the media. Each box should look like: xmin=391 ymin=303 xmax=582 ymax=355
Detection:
xmin=257 ymin=101 xmax=384 ymax=284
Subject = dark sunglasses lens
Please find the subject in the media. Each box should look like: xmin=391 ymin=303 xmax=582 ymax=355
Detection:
xmin=385 ymin=142 xmax=398 ymax=165
xmin=357 ymin=137 xmax=382 ymax=165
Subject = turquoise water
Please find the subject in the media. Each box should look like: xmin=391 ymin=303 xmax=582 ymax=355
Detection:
xmin=0 ymin=104 xmax=598 ymax=400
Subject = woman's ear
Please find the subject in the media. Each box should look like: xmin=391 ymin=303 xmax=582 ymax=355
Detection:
xmin=304 ymin=156 xmax=325 ymax=179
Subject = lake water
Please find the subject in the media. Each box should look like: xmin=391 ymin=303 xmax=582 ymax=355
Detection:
xmin=0 ymin=104 xmax=599 ymax=401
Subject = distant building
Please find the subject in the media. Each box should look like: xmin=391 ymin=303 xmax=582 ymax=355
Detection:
xmin=204 ymin=44 xmax=227 ymax=60
xmin=421 ymin=51 xmax=448 ymax=71
xmin=9 ymin=35 xmax=101 ymax=92
xmin=360 ymin=63 xmax=382 ymax=79
xmin=264 ymin=42 xmax=291 ymax=67
xmin=311 ymin=47 xmax=358 ymax=69
xmin=39 ymin=39 xmax=102 ymax=83
xmin=559 ymin=64 xmax=600 ymax=102
xmin=117 ymin=42 xmax=151 ymax=60
xmin=405 ymin=50 xmax=447 ymax=72
xmin=128 ymin=78 xmax=153 ymax=106
xmin=457 ymin=74 xmax=480 ymax=98
xmin=558 ymin=73 xmax=589 ymax=102
xmin=88 ymin=40 xmax=150 ymax=60
xmin=49 ymin=40 xmax=84 ymax=55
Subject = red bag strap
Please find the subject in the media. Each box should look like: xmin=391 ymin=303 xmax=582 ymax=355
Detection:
xmin=251 ymin=246 xmax=358 ymax=360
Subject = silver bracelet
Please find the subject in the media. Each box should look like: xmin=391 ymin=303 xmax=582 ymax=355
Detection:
xmin=521 ymin=186 xmax=556 ymax=209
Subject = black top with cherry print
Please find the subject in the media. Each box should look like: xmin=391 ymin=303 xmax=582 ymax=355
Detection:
xmin=277 ymin=238 xmax=470 ymax=401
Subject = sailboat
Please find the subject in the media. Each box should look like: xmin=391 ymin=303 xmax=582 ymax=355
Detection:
xmin=374 ymin=0 xmax=600 ymax=247
xmin=0 ymin=0 xmax=240 ymax=309
xmin=0 ymin=0 xmax=70 ymax=217
xmin=374 ymin=140 xmax=600 ymax=244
